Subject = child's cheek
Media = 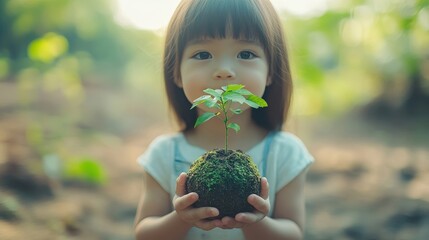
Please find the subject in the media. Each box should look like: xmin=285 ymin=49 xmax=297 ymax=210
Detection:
xmin=182 ymin=80 xmax=206 ymax=104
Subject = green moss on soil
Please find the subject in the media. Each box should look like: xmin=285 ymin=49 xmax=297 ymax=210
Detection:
xmin=186 ymin=149 xmax=261 ymax=218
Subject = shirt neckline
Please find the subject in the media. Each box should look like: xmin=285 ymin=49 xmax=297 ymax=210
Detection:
xmin=176 ymin=131 xmax=274 ymax=163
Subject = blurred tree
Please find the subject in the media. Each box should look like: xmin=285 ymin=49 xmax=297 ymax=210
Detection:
xmin=285 ymin=0 xmax=429 ymax=118
xmin=0 ymin=0 xmax=136 ymax=82
xmin=0 ymin=0 xmax=163 ymax=190
xmin=0 ymin=0 xmax=427 ymax=118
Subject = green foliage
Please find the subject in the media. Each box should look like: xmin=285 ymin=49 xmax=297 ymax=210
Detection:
xmin=191 ymin=84 xmax=267 ymax=150
xmin=27 ymin=32 xmax=68 ymax=63
xmin=64 ymin=157 xmax=106 ymax=185
xmin=0 ymin=196 xmax=20 ymax=220
xmin=284 ymin=1 xmax=429 ymax=116
xmin=0 ymin=0 xmax=135 ymax=82
xmin=0 ymin=0 xmax=426 ymax=117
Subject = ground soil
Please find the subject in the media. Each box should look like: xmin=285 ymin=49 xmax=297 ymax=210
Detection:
xmin=0 ymin=82 xmax=428 ymax=240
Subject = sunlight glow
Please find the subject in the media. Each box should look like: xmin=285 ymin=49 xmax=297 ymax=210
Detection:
xmin=114 ymin=0 xmax=329 ymax=31
xmin=113 ymin=0 xmax=179 ymax=30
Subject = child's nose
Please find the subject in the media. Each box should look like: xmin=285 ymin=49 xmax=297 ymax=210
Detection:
xmin=213 ymin=67 xmax=235 ymax=80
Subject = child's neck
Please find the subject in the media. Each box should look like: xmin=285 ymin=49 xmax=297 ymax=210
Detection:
xmin=184 ymin=110 xmax=269 ymax=152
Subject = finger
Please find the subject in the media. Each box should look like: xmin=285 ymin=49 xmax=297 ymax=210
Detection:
xmin=196 ymin=218 xmax=223 ymax=231
xmin=220 ymin=216 xmax=235 ymax=229
xmin=182 ymin=207 xmax=219 ymax=222
xmin=175 ymin=172 xmax=188 ymax=196
xmin=235 ymin=212 xmax=264 ymax=224
xmin=174 ymin=192 xmax=198 ymax=210
xmin=220 ymin=216 xmax=244 ymax=229
xmin=260 ymin=177 xmax=269 ymax=199
xmin=248 ymin=194 xmax=270 ymax=215
xmin=187 ymin=207 xmax=219 ymax=221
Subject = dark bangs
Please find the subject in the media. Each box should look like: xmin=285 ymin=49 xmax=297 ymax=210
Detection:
xmin=178 ymin=0 xmax=269 ymax=52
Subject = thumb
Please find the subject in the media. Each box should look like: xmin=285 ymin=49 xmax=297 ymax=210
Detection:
xmin=175 ymin=172 xmax=188 ymax=197
xmin=260 ymin=177 xmax=269 ymax=199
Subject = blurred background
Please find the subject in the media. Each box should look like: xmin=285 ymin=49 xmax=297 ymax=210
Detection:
xmin=0 ymin=0 xmax=428 ymax=239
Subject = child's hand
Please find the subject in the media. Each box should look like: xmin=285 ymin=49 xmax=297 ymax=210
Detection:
xmin=173 ymin=172 xmax=223 ymax=231
xmin=218 ymin=177 xmax=270 ymax=229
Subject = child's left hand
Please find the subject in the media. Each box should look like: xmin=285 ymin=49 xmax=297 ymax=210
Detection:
xmin=218 ymin=177 xmax=270 ymax=229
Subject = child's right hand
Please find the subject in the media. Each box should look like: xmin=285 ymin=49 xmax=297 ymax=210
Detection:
xmin=173 ymin=172 xmax=223 ymax=231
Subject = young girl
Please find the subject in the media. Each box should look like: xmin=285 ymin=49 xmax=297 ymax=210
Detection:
xmin=135 ymin=0 xmax=314 ymax=239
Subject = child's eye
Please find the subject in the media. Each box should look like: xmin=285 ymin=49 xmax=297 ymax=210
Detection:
xmin=238 ymin=51 xmax=257 ymax=59
xmin=192 ymin=51 xmax=212 ymax=60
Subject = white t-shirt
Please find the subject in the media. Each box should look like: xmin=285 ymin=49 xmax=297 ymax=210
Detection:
xmin=138 ymin=131 xmax=314 ymax=240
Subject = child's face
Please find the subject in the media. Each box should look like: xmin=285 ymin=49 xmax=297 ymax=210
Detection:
xmin=179 ymin=37 xmax=270 ymax=113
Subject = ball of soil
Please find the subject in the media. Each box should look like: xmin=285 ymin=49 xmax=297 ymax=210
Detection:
xmin=185 ymin=149 xmax=261 ymax=219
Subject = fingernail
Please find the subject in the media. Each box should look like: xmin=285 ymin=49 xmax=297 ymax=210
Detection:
xmin=176 ymin=173 xmax=182 ymax=180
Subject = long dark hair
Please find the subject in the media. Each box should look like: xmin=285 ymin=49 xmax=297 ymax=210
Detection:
xmin=163 ymin=0 xmax=292 ymax=132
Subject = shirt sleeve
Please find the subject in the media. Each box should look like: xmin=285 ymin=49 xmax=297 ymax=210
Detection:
xmin=137 ymin=135 xmax=173 ymax=193
xmin=275 ymin=132 xmax=314 ymax=192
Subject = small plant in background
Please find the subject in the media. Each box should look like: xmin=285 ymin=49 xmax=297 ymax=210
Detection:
xmin=186 ymin=84 xmax=268 ymax=218
xmin=63 ymin=156 xmax=107 ymax=186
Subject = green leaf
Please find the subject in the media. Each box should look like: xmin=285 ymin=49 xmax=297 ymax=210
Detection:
xmin=230 ymin=108 xmax=243 ymax=114
xmin=192 ymin=95 xmax=211 ymax=103
xmin=194 ymin=112 xmax=217 ymax=128
xmin=64 ymin=157 xmax=106 ymax=185
xmin=223 ymin=92 xmax=246 ymax=104
xmin=244 ymin=100 xmax=260 ymax=108
xmin=227 ymin=123 xmax=240 ymax=132
xmin=246 ymin=95 xmax=268 ymax=108
xmin=235 ymin=89 xmax=252 ymax=96
xmin=225 ymin=84 xmax=244 ymax=92
xmin=203 ymin=88 xmax=222 ymax=98
xmin=191 ymin=95 xmax=211 ymax=109
xmin=204 ymin=97 xmax=219 ymax=108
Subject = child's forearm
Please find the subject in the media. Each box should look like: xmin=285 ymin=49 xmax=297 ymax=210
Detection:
xmin=241 ymin=217 xmax=303 ymax=240
xmin=135 ymin=211 xmax=192 ymax=240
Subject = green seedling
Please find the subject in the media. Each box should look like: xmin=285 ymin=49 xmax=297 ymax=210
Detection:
xmin=187 ymin=84 xmax=268 ymax=218
xmin=191 ymin=84 xmax=268 ymax=151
